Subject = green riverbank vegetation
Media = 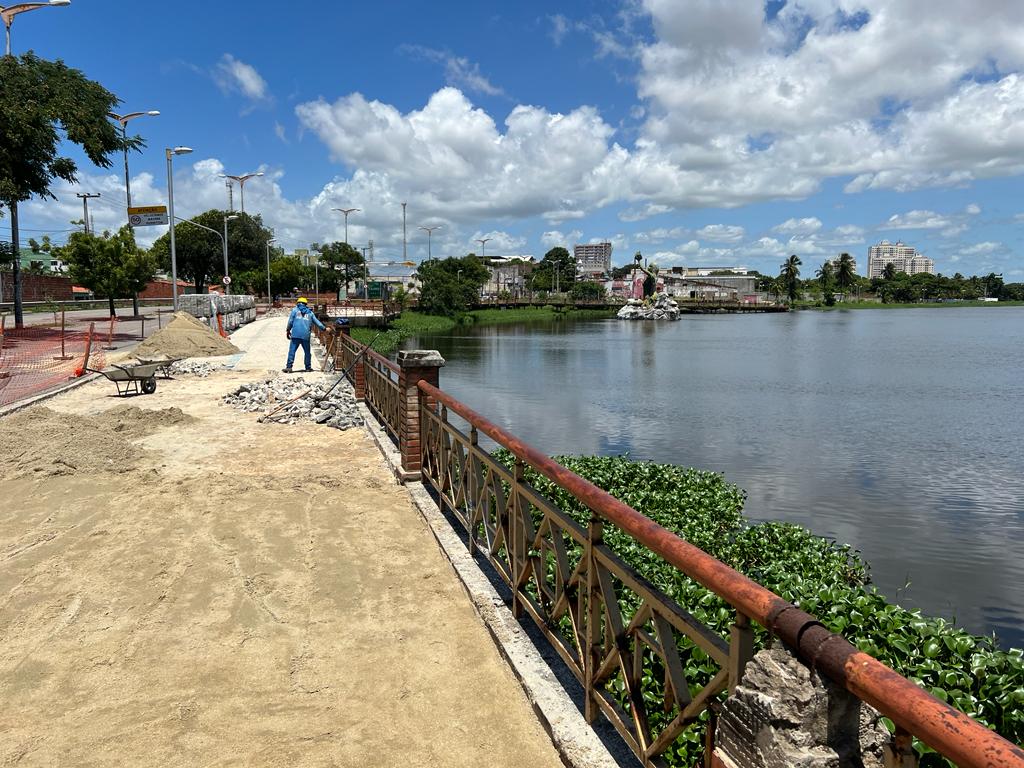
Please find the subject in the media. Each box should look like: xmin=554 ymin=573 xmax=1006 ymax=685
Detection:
xmin=352 ymin=306 xmax=615 ymax=353
xmin=494 ymin=452 xmax=1024 ymax=767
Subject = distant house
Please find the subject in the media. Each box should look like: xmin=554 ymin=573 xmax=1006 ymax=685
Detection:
xmin=482 ymin=255 xmax=534 ymax=297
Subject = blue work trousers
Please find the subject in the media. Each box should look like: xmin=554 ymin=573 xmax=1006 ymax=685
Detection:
xmin=286 ymin=336 xmax=312 ymax=370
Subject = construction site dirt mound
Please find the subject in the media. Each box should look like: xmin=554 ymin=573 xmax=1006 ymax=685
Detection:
xmin=0 ymin=405 xmax=194 ymax=477
xmin=132 ymin=311 xmax=240 ymax=360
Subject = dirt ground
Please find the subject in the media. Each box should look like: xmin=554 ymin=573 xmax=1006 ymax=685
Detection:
xmin=0 ymin=317 xmax=563 ymax=767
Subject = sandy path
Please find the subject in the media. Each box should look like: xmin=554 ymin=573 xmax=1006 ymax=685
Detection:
xmin=0 ymin=318 xmax=562 ymax=767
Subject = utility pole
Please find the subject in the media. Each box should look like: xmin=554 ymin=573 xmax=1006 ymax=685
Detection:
xmin=76 ymin=193 xmax=100 ymax=234
xmin=360 ymin=245 xmax=370 ymax=300
xmin=402 ymin=202 xmax=407 ymax=262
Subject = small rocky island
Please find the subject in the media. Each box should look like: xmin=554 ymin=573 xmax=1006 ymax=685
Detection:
xmin=617 ymin=294 xmax=681 ymax=320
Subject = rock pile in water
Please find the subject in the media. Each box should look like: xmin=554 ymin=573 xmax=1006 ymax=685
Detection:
xmin=616 ymin=294 xmax=680 ymax=320
xmin=223 ymin=375 xmax=364 ymax=431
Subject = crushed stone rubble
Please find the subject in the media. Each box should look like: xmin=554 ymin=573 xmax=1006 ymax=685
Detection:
xmin=223 ymin=375 xmax=364 ymax=430
xmin=167 ymin=359 xmax=224 ymax=377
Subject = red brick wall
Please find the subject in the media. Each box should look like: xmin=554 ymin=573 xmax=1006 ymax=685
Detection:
xmin=0 ymin=273 xmax=73 ymax=301
xmin=138 ymin=280 xmax=191 ymax=299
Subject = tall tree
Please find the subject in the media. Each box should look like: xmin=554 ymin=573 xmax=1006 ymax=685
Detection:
xmin=529 ymin=247 xmax=576 ymax=292
xmin=834 ymin=253 xmax=857 ymax=300
xmin=416 ymin=255 xmax=490 ymax=315
xmin=61 ymin=227 xmax=156 ymax=317
xmin=816 ymin=261 xmax=836 ymax=306
xmin=149 ymin=209 xmax=274 ymax=293
xmin=882 ymin=262 xmax=897 ymax=281
xmin=780 ymin=254 xmax=802 ymax=304
xmin=314 ymin=241 xmax=364 ymax=298
xmin=0 ymin=53 xmax=134 ymax=327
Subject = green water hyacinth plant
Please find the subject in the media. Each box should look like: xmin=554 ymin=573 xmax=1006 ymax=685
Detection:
xmin=493 ymin=452 xmax=1023 ymax=767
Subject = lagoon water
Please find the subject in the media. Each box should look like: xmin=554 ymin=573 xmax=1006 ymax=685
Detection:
xmin=405 ymin=307 xmax=1024 ymax=647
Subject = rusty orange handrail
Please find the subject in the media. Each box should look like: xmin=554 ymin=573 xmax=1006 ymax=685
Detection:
xmin=417 ymin=379 xmax=1024 ymax=768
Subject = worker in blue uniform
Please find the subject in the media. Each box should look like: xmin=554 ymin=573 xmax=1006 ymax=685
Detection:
xmin=283 ymin=297 xmax=326 ymax=373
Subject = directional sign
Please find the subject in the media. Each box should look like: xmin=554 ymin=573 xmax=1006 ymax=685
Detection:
xmin=127 ymin=205 xmax=168 ymax=226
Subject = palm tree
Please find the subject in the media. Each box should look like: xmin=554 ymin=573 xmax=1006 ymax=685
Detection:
xmin=834 ymin=253 xmax=856 ymax=300
xmin=882 ymin=262 xmax=897 ymax=281
xmin=780 ymin=254 xmax=802 ymax=304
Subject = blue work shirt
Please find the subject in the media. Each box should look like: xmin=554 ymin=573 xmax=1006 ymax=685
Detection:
xmin=287 ymin=304 xmax=326 ymax=340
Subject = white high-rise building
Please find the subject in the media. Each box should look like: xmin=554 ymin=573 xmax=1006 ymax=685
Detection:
xmin=867 ymin=241 xmax=934 ymax=279
xmin=574 ymin=242 xmax=612 ymax=277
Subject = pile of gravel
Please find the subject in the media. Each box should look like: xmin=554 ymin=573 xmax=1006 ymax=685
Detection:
xmin=223 ymin=375 xmax=363 ymax=430
xmin=168 ymin=359 xmax=224 ymax=377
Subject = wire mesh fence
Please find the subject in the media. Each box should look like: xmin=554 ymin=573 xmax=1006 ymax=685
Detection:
xmin=0 ymin=320 xmax=107 ymax=408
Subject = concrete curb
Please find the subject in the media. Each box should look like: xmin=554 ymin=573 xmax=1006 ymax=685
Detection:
xmin=0 ymin=372 xmax=100 ymax=418
xmin=355 ymin=401 xmax=620 ymax=768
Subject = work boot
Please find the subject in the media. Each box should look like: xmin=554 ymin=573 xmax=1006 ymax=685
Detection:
xmin=282 ymin=367 xmax=293 ymax=373
xmin=303 ymin=368 xmax=314 ymax=372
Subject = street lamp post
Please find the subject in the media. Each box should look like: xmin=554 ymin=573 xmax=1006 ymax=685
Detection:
xmin=475 ymin=237 xmax=492 ymax=260
xmin=222 ymin=214 xmax=238 ymax=294
xmin=418 ymin=225 xmax=442 ymax=260
xmin=332 ymin=207 xmax=359 ymax=244
xmin=165 ymin=146 xmax=193 ymax=311
xmin=1 ymin=0 xmax=69 ymax=56
xmin=265 ymin=238 xmax=275 ymax=303
xmin=109 ymin=109 xmax=159 ymax=317
xmin=2 ymin=0 xmax=70 ymax=326
xmin=219 ymin=171 xmax=264 ymax=213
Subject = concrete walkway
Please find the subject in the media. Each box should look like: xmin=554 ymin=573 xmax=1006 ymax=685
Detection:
xmin=0 ymin=317 xmax=563 ymax=767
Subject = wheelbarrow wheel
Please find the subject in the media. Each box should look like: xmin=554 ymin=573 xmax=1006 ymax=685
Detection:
xmin=141 ymin=377 xmax=157 ymax=395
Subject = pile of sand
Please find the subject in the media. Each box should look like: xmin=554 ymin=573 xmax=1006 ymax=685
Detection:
xmin=0 ymin=405 xmax=194 ymax=477
xmin=132 ymin=311 xmax=239 ymax=361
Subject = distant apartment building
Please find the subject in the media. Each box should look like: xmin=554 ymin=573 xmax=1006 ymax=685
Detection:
xmin=867 ymin=241 xmax=934 ymax=279
xmin=574 ymin=242 xmax=612 ymax=278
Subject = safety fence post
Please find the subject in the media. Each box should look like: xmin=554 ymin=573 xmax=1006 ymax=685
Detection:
xmin=397 ymin=350 xmax=445 ymax=478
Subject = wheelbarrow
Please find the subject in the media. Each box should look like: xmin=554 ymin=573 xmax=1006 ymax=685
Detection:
xmin=87 ymin=359 xmax=177 ymax=396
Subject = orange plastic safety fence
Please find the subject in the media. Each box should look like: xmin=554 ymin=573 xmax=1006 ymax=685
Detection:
xmin=0 ymin=324 xmax=107 ymax=407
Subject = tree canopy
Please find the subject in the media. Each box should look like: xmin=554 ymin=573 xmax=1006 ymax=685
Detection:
xmin=60 ymin=227 xmax=156 ymax=317
xmin=149 ymin=209 xmax=274 ymax=292
xmin=0 ymin=53 xmax=133 ymax=325
xmin=314 ymin=241 xmax=364 ymax=298
xmin=780 ymin=254 xmax=802 ymax=304
xmin=529 ymin=247 xmax=576 ymax=292
xmin=415 ymin=255 xmax=490 ymax=315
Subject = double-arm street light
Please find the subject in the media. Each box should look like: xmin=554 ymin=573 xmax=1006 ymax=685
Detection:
xmin=475 ymin=237 xmax=492 ymax=260
xmin=219 ymin=171 xmax=264 ymax=213
xmin=166 ymin=146 xmax=193 ymax=310
xmin=332 ymin=207 xmax=359 ymax=245
xmin=1 ymin=0 xmax=69 ymax=55
xmin=419 ymin=225 xmax=442 ymax=261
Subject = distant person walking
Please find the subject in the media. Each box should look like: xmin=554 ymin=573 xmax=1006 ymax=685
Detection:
xmin=283 ymin=297 xmax=325 ymax=373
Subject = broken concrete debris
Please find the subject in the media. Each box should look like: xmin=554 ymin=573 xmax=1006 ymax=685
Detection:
xmin=223 ymin=375 xmax=364 ymax=431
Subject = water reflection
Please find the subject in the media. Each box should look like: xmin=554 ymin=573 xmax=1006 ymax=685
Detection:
xmin=407 ymin=308 xmax=1024 ymax=647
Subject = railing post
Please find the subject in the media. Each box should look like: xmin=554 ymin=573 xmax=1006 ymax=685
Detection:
xmin=728 ymin=612 xmax=754 ymax=694
xmin=397 ymin=349 xmax=445 ymax=479
xmin=585 ymin=514 xmax=604 ymax=724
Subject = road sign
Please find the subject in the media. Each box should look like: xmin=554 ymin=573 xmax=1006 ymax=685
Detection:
xmin=127 ymin=205 xmax=168 ymax=226
xmin=222 ymin=276 xmax=232 ymax=285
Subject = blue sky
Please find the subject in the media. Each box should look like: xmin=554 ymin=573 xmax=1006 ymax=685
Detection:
xmin=7 ymin=0 xmax=1024 ymax=278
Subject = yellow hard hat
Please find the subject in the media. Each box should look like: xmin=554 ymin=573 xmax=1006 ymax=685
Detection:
xmin=297 ymin=297 xmax=308 ymax=304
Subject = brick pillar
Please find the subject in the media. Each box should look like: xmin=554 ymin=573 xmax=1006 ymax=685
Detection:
xmin=397 ymin=350 xmax=445 ymax=478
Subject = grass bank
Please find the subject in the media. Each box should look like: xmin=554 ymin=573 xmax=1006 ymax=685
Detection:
xmin=352 ymin=306 xmax=616 ymax=353
xmin=799 ymin=300 xmax=1024 ymax=310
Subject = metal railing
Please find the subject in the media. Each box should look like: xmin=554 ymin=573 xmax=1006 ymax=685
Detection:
xmin=415 ymin=379 xmax=1024 ymax=768
xmin=334 ymin=331 xmax=401 ymax=440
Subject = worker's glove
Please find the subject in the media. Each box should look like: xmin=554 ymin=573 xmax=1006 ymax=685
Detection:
xmin=286 ymin=331 xmax=291 ymax=339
